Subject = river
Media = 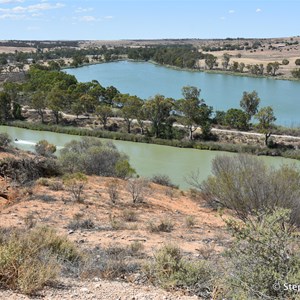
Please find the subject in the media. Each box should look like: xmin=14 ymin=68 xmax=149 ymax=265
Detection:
xmin=0 ymin=125 xmax=298 ymax=190
xmin=64 ymin=61 xmax=300 ymax=127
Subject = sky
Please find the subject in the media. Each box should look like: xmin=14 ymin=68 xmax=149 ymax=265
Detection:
xmin=0 ymin=0 xmax=299 ymax=40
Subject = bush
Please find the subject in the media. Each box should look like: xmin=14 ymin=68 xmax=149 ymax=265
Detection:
xmin=190 ymin=154 xmax=300 ymax=224
xmin=295 ymin=58 xmax=300 ymax=65
xmin=144 ymin=244 xmax=214 ymax=297
xmin=0 ymin=226 xmax=82 ymax=295
xmin=147 ymin=219 xmax=174 ymax=233
xmin=127 ymin=178 xmax=149 ymax=204
xmin=35 ymin=140 xmax=56 ymax=157
xmin=0 ymin=133 xmax=11 ymax=149
xmin=150 ymin=174 xmax=178 ymax=188
xmin=282 ymin=59 xmax=289 ymax=65
xmin=59 ymin=137 xmax=135 ymax=178
xmin=224 ymin=208 xmax=300 ymax=299
xmin=63 ymin=172 xmax=87 ymax=203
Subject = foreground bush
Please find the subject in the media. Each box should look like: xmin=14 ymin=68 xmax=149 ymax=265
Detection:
xmin=144 ymin=244 xmax=214 ymax=298
xmin=0 ymin=226 xmax=82 ymax=295
xmin=190 ymin=154 xmax=300 ymax=224
xmin=223 ymin=208 xmax=300 ymax=299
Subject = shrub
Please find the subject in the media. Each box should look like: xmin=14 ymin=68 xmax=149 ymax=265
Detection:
xmin=185 ymin=215 xmax=196 ymax=228
xmin=0 ymin=133 xmax=11 ymax=149
xmin=105 ymin=179 xmax=119 ymax=204
xmin=150 ymin=174 xmax=178 ymax=188
xmin=295 ymin=58 xmax=300 ymax=65
xmin=35 ymin=140 xmax=56 ymax=157
xmin=121 ymin=209 xmax=137 ymax=222
xmin=282 ymin=59 xmax=289 ymax=65
xmin=190 ymin=154 xmax=300 ymax=224
xmin=0 ymin=226 xmax=82 ymax=295
xmin=63 ymin=172 xmax=87 ymax=203
xmin=144 ymin=244 xmax=214 ymax=297
xmin=59 ymin=137 xmax=135 ymax=178
xmin=147 ymin=219 xmax=174 ymax=233
xmin=127 ymin=178 xmax=149 ymax=204
xmin=224 ymin=208 xmax=300 ymax=299
xmin=67 ymin=217 xmax=95 ymax=231
xmin=0 ymin=157 xmax=61 ymax=184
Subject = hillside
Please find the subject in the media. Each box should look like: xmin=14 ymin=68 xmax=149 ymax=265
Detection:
xmin=0 ymin=148 xmax=228 ymax=299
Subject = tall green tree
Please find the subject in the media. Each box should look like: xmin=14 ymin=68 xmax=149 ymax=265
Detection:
xmin=205 ymin=54 xmax=217 ymax=70
xmin=0 ymin=92 xmax=11 ymax=121
xmin=240 ymin=90 xmax=260 ymax=121
xmin=255 ymin=106 xmax=276 ymax=146
xmin=144 ymin=95 xmax=174 ymax=138
xmin=177 ymin=86 xmax=212 ymax=140
xmin=96 ymin=104 xmax=113 ymax=130
xmin=47 ymin=87 xmax=66 ymax=124
xmin=117 ymin=94 xmax=143 ymax=133
xmin=225 ymin=108 xmax=249 ymax=130
xmin=31 ymin=91 xmax=47 ymax=123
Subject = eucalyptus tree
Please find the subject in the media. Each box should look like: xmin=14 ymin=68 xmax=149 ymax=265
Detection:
xmin=177 ymin=86 xmax=213 ymax=140
xmin=255 ymin=106 xmax=276 ymax=146
xmin=144 ymin=95 xmax=174 ymax=138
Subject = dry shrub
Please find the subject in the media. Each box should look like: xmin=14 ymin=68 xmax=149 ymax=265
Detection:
xmin=0 ymin=226 xmax=82 ymax=295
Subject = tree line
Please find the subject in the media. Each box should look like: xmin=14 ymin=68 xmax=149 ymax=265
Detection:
xmin=0 ymin=65 xmax=277 ymax=147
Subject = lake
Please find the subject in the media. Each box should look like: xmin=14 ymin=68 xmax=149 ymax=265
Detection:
xmin=1 ymin=125 xmax=298 ymax=190
xmin=65 ymin=61 xmax=300 ymax=127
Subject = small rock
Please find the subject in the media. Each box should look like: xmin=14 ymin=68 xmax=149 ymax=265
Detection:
xmin=68 ymin=230 xmax=74 ymax=235
xmin=80 ymin=287 xmax=90 ymax=293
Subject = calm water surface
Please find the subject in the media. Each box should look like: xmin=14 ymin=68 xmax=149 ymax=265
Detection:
xmin=65 ymin=61 xmax=300 ymax=127
xmin=1 ymin=126 xmax=298 ymax=190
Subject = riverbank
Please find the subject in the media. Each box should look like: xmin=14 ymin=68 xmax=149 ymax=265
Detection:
xmin=3 ymin=120 xmax=300 ymax=161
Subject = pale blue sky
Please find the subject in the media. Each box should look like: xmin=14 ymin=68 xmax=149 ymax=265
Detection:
xmin=0 ymin=0 xmax=299 ymax=40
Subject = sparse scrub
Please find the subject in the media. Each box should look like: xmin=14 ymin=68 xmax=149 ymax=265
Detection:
xmin=127 ymin=178 xmax=149 ymax=204
xmin=185 ymin=215 xmax=196 ymax=228
xmin=147 ymin=218 xmax=174 ymax=233
xmin=122 ymin=209 xmax=138 ymax=222
xmin=190 ymin=154 xmax=300 ymax=224
xmin=23 ymin=213 xmax=37 ymax=229
xmin=67 ymin=215 xmax=95 ymax=231
xmin=0 ymin=226 xmax=82 ymax=295
xmin=106 ymin=179 xmax=119 ymax=204
xmin=63 ymin=172 xmax=87 ymax=203
xmin=35 ymin=140 xmax=56 ymax=157
xmin=144 ymin=244 xmax=214 ymax=297
xmin=150 ymin=174 xmax=178 ymax=188
xmin=0 ymin=133 xmax=11 ymax=149
xmin=223 ymin=208 xmax=300 ymax=299
xmin=109 ymin=214 xmax=124 ymax=230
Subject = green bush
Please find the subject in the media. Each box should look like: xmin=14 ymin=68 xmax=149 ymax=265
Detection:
xmin=223 ymin=208 xmax=300 ymax=299
xmin=59 ymin=137 xmax=135 ymax=178
xmin=144 ymin=244 xmax=214 ymax=297
xmin=0 ymin=226 xmax=82 ymax=295
xmin=193 ymin=154 xmax=300 ymax=224
xmin=0 ymin=133 xmax=11 ymax=149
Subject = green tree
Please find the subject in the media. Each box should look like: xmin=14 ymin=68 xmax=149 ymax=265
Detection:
xmin=205 ymin=54 xmax=217 ymax=70
xmin=117 ymin=94 xmax=143 ymax=133
xmin=71 ymin=101 xmax=84 ymax=119
xmin=46 ymin=88 xmax=65 ymax=124
xmin=177 ymin=86 xmax=213 ymax=140
xmin=144 ymin=95 xmax=174 ymax=138
xmin=96 ymin=104 xmax=113 ymax=129
xmin=255 ymin=106 xmax=276 ymax=146
xmin=31 ymin=91 xmax=47 ymax=123
xmin=0 ymin=92 xmax=11 ymax=121
xmin=291 ymin=68 xmax=300 ymax=79
xmin=240 ymin=90 xmax=260 ymax=121
xmin=222 ymin=53 xmax=231 ymax=70
xmin=295 ymin=58 xmax=300 ymax=66
xmin=266 ymin=62 xmax=280 ymax=76
xmin=224 ymin=108 xmax=249 ymax=130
